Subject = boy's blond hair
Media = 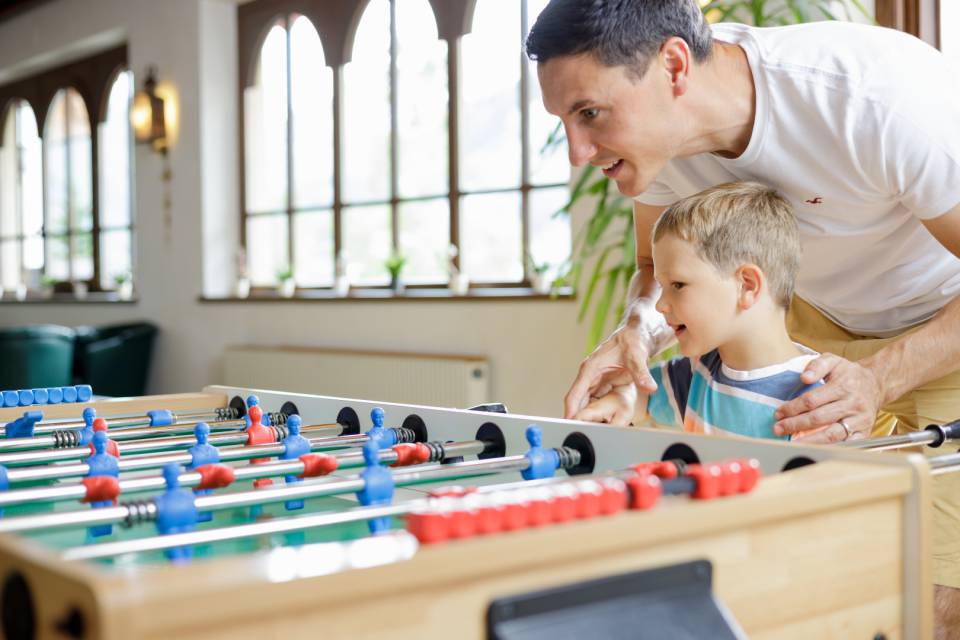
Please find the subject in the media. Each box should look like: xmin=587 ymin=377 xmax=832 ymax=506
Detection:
xmin=651 ymin=182 xmax=800 ymax=309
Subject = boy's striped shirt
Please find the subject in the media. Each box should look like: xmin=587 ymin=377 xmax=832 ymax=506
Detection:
xmin=647 ymin=347 xmax=822 ymax=440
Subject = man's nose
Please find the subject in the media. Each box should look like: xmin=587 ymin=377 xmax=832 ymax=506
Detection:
xmin=566 ymin=128 xmax=596 ymax=167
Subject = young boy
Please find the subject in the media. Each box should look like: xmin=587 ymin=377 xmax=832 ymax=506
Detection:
xmin=580 ymin=182 xmax=821 ymax=440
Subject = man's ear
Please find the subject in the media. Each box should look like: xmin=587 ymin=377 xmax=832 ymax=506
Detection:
xmin=735 ymin=263 xmax=764 ymax=310
xmin=660 ymin=37 xmax=692 ymax=96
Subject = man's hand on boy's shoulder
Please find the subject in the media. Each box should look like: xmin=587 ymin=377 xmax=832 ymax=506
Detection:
xmin=773 ymin=353 xmax=881 ymax=442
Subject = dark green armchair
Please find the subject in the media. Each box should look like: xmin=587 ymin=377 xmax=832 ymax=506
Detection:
xmin=73 ymin=322 xmax=158 ymax=397
xmin=0 ymin=325 xmax=76 ymax=389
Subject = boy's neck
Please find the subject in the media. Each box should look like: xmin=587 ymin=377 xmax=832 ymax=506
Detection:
xmin=716 ymin=310 xmax=803 ymax=371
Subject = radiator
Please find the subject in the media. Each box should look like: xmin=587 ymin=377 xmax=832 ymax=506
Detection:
xmin=221 ymin=346 xmax=491 ymax=409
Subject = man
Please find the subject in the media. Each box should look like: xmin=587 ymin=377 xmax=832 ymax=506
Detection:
xmin=527 ymin=0 xmax=960 ymax=635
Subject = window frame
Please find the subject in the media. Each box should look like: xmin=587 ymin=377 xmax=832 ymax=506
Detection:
xmin=876 ymin=0 xmax=940 ymax=47
xmin=0 ymin=45 xmax=128 ymax=294
xmin=237 ymin=0 xmax=570 ymax=296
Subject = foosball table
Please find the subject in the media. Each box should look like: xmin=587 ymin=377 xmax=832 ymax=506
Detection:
xmin=0 ymin=385 xmax=947 ymax=639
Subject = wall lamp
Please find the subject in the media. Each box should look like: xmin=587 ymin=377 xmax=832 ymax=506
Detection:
xmin=131 ymin=66 xmax=167 ymax=153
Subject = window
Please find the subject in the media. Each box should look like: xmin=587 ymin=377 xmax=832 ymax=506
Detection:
xmin=0 ymin=45 xmax=132 ymax=298
xmin=0 ymin=100 xmax=43 ymax=292
xmin=98 ymin=70 xmax=135 ymax=291
xmin=239 ymin=0 xmax=571 ymax=295
xmin=44 ymin=87 xmax=94 ymax=283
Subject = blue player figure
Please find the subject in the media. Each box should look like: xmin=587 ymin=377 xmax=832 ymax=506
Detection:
xmin=187 ymin=423 xmax=219 ymax=522
xmin=76 ymin=407 xmax=96 ymax=446
xmin=86 ymin=430 xmax=119 ymax=537
xmin=280 ymin=415 xmax=310 ymax=511
xmin=522 ymin=425 xmax=560 ymax=481
xmin=356 ymin=439 xmax=395 ymax=534
xmin=366 ymin=407 xmax=395 ymax=450
xmin=154 ymin=462 xmax=199 ymax=562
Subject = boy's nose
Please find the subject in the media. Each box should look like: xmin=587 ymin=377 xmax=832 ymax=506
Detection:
xmin=655 ymin=294 xmax=669 ymax=314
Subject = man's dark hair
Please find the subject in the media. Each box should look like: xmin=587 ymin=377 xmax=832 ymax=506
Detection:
xmin=526 ymin=0 xmax=713 ymax=78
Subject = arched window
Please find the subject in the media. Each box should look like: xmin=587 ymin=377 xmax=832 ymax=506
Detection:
xmin=342 ymin=0 xmax=449 ymax=286
xmin=0 ymin=100 xmax=43 ymax=291
xmin=98 ymin=70 xmax=134 ymax=291
xmin=44 ymin=87 xmax=93 ymax=283
xmin=237 ymin=0 xmax=571 ymax=296
xmin=243 ymin=14 xmax=335 ymax=288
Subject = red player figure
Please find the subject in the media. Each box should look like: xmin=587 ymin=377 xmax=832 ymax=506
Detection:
xmin=245 ymin=405 xmax=274 ymax=487
xmin=89 ymin=418 xmax=120 ymax=458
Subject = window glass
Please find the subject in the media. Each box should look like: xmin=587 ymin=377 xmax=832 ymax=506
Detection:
xmin=100 ymin=229 xmax=131 ymax=288
xmin=99 ymin=71 xmax=133 ymax=229
xmin=292 ymin=209 xmax=334 ymax=287
xmin=290 ymin=16 xmax=334 ymax=210
xmin=528 ymin=186 xmax=571 ymax=281
xmin=396 ymin=0 xmax=448 ymax=198
xmin=343 ymin=0 xmax=391 ymax=203
xmin=460 ymin=0 xmax=522 ymax=191
xmin=460 ymin=191 xmax=523 ymax=283
xmin=44 ymin=92 xmax=69 ymax=236
xmin=244 ymin=23 xmax=289 ymax=214
xmin=398 ymin=198 xmax=449 ymax=284
xmin=19 ymin=104 xmax=43 ymax=240
xmin=246 ymin=213 xmax=289 ymax=285
xmin=343 ymin=203 xmax=391 ymax=285
xmin=526 ymin=0 xmax=569 ymax=186
xmin=67 ymin=90 xmax=92 ymax=232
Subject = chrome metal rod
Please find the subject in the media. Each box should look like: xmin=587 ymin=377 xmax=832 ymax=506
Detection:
xmin=0 ymin=440 xmax=487 ymax=509
xmin=3 ymin=407 xmax=240 ymax=436
xmin=4 ymin=432 xmax=366 ymax=484
xmin=839 ymin=430 xmax=938 ymax=451
xmin=0 ymin=454 xmax=529 ymax=535
xmin=63 ymin=502 xmax=418 ymax=561
xmin=930 ymin=452 xmax=960 ymax=475
xmin=62 ymin=454 xmax=573 ymax=562
xmin=0 ymin=423 xmax=343 ymax=467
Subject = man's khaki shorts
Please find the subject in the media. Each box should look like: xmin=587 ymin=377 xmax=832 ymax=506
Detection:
xmin=787 ymin=296 xmax=960 ymax=589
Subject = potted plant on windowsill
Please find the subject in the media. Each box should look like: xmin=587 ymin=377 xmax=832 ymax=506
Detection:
xmin=445 ymin=244 xmax=470 ymax=296
xmin=385 ymin=251 xmax=407 ymax=295
xmin=114 ymin=272 xmax=134 ymax=300
xmin=528 ymin=258 xmax=552 ymax=295
xmin=276 ymin=266 xmax=296 ymax=298
xmin=38 ymin=275 xmax=56 ymax=300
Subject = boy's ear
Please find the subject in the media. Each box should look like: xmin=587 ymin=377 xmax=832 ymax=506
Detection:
xmin=735 ymin=263 xmax=764 ymax=310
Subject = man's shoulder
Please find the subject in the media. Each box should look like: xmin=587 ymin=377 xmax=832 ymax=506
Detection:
xmin=716 ymin=21 xmax=939 ymax=90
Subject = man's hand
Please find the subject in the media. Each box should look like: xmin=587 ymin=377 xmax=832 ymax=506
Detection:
xmin=563 ymin=312 xmax=664 ymax=419
xmin=772 ymin=353 xmax=886 ymax=443
xmin=574 ymin=381 xmax=649 ymax=425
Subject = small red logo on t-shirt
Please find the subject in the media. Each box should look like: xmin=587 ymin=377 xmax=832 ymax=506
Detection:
xmin=805 ymin=196 xmax=823 ymax=204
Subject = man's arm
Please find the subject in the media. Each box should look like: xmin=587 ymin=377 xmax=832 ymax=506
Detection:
xmin=775 ymin=202 xmax=960 ymax=441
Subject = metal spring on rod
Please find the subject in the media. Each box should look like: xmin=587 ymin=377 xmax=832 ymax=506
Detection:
xmin=270 ymin=425 xmax=289 ymax=442
xmin=120 ymin=500 xmax=158 ymax=528
xmin=555 ymin=447 xmax=581 ymax=471
xmin=51 ymin=430 xmax=80 ymax=449
xmin=422 ymin=441 xmax=446 ymax=463
xmin=393 ymin=427 xmax=417 ymax=444
xmin=267 ymin=411 xmax=289 ymax=426
xmin=215 ymin=406 xmax=240 ymax=421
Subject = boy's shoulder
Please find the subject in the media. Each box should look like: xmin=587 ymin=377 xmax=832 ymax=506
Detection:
xmin=709 ymin=347 xmax=822 ymax=402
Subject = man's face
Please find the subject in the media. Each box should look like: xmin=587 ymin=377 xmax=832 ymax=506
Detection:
xmin=538 ymin=52 xmax=680 ymax=197
xmin=652 ymin=233 xmax=739 ymax=358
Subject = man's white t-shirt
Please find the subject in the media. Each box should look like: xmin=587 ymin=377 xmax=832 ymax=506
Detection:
xmin=636 ymin=21 xmax=960 ymax=336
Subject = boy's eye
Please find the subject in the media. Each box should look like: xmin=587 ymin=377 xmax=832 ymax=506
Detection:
xmin=671 ymin=282 xmax=685 ymax=290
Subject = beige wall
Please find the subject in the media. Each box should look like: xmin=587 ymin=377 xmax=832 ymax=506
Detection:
xmin=0 ymin=0 xmax=594 ymax=418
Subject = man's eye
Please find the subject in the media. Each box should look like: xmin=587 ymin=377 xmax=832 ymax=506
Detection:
xmin=581 ymin=108 xmax=599 ymax=120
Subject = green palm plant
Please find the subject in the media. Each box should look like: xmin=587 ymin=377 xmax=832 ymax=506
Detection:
xmin=554 ymin=0 xmax=873 ymax=351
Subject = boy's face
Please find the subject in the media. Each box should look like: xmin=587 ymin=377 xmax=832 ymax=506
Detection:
xmin=652 ymin=233 xmax=740 ymax=358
